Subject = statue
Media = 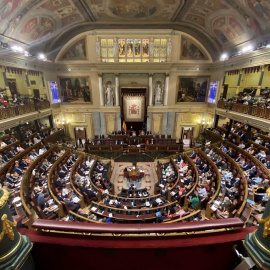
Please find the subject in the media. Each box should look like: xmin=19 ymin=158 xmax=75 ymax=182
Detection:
xmin=96 ymin=38 xmax=100 ymax=57
xmin=154 ymin=82 xmax=163 ymax=105
xmin=105 ymin=82 xmax=114 ymax=106
xmin=113 ymin=38 xmax=119 ymax=57
xmin=167 ymin=38 xmax=172 ymax=57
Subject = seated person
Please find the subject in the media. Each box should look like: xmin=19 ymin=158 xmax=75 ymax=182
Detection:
xmin=189 ymin=195 xmax=200 ymax=209
xmin=63 ymin=195 xmax=80 ymax=212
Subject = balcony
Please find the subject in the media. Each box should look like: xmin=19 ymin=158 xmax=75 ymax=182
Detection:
xmin=0 ymin=100 xmax=51 ymax=121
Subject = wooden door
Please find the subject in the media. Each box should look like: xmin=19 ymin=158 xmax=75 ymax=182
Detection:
xmin=33 ymin=89 xmax=40 ymax=99
xmin=7 ymin=79 xmax=17 ymax=96
xmin=223 ymin=84 xmax=228 ymax=99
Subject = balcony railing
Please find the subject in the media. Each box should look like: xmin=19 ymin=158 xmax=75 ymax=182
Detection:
xmin=217 ymin=100 xmax=270 ymax=120
xmin=0 ymin=100 xmax=50 ymax=121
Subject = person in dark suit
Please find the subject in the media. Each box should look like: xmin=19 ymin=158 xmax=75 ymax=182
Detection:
xmin=5 ymin=173 xmax=15 ymax=184
xmin=2 ymin=154 xmax=9 ymax=162
xmin=14 ymin=164 xmax=24 ymax=175
xmin=131 ymin=138 xmax=138 ymax=145
xmin=54 ymin=177 xmax=64 ymax=188
xmin=190 ymin=151 xmax=196 ymax=159
xmin=19 ymin=159 xmax=28 ymax=170
xmin=62 ymin=164 xmax=68 ymax=172
xmin=63 ymin=195 xmax=80 ymax=212
xmin=58 ymin=169 xmax=67 ymax=179
xmin=80 ymin=162 xmax=87 ymax=170
xmin=81 ymin=183 xmax=97 ymax=199
xmin=78 ymin=167 xmax=85 ymax=176
xmin=243 ymin=162 xmax=251 ymax=171
xmin=71 ymin=154 xmax=77 ymax=162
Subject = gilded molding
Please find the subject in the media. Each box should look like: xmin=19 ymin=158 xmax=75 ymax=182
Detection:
xmin=0 ymin=185 xmax=9 ymax=208
xmin=258 ymin=214 xmax=270 ymax=239
xmin=257 ymin=188 xmax=270 ymax=238
xmin=0 ymin=214 xmax=17 ymax=242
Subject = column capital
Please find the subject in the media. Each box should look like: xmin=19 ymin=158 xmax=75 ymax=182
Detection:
xmin=98 ymin=73 xmax=103 ymax=77
xmin=114 ymin=73 xmax=119 ymax=77
xmin=149 ymin=73 xmax=153 ymax=77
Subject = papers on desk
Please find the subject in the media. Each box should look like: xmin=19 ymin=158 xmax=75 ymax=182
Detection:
xmin=48 ymin=199 xmax=53 ymax=205
xmin=210 ymin=200 xmax=220 ymax=211
xmin=170 ymin=191 xmax=176 ymax=196
xmin=16 ymin=202 xmax=22 ymax=207
xmin=145 ymin=201 xmax=150 ymax=207
xmin=124 ymin=206 xmax=128 ymax=209
xmin=156 ymin=198 xmax=162 ymax=204
xmin=50 ymin=205 xmax=58 ymax=211
xmin=72 ymin=197 xmax=80 ymax=203
xmin=91 ymin=207 xmax=97 ymax=212
xmin=97 ymin=210 xmax=104 ymax=215
xmin=143 ymin=192 xmax=148 ymax=197
xmin=109 ymin=213 xmax=113 ymax=217
xmin=159 ymin=184 xmax=164 ymax=188
xmin=12 ymin=197 xmax=21 ymax=203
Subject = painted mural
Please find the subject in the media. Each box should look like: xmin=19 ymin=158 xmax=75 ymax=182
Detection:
xmin=90 ymin=0 xmax=180 ymax=21
xmin=0 ymin=0 xmax=83 ymax=43
xmin=246 ymin=0 xmax=270 ymax=20
xmin=58 ymin=77 xmax=91 ymax=103
xmin=177 ymin=77 xmax=208 ymax=103
xmin=59 ymin=38 xmax=87 ymax=60
xmin=20 ymin=16 xmax=55 ymax=40
xmin=181 ymin=37 xmax=206 ymax=60
xmin=0 ymin=0 xmax=20 ymax=20
xmin=1 ymin=0 xmax=42 ymax=35
xmin=224 ymin=0 xmax=263 ymax=35
xmin=212 ymin=16 xmax=246 ymax=44
xmin=184 ymin=0 xmax=228 ymax=27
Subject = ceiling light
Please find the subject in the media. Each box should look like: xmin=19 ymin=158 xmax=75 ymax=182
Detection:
xmin=11 ymin=45 xmax=23 ymax=52
xmin=37 ymin=53 xmax=47 ymax=61
xmin=220 ymin=53 xmax=228 ymax=61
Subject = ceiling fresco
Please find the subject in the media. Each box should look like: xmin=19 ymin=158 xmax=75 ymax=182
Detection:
xmin=0 ymin=0 xmax=269 ymax=61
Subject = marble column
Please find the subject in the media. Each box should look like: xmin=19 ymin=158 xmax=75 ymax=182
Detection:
xmin=164 ymin=74 xmax=169 ymax=105
xmin=98 ymin=74 xmax=104 ymax=106
xmin=149 ymin=74 xmax=153 ymax=106
xmin=115 ymin=74 xmax=119 ymax=106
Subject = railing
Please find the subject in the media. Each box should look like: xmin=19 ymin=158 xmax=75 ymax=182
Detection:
xmin=32 ymin=217 xmax=244 ymax=236
xmin=0 ymin=101 xmax=51 ymax=121
xmin=217 ymin=100 xmax=270 ymax=120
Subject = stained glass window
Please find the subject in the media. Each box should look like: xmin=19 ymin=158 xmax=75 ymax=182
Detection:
xmin=101 ymin=38 xmax=114 ymax=61
xmin=100 ymin=38 xmax=168 ymax=62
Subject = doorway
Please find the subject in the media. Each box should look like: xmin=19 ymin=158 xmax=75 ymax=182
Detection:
xmin=7 ymin=79 xmax=18 ymax=96
xmin=33 ymin=89 xmax=40 ymax=99
xmin=74 ymin=127 xmax=87 ymax=148
xmin=223 ymin=84 xmax=228 ymax=99
xmin=181 ymin=127 xmax=193 ymax=148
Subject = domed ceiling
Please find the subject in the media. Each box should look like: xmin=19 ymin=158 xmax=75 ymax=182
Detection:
xmin=0 ymin=0 xmax=269 ymax=61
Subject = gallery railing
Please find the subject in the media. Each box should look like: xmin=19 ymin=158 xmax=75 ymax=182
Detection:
xmin=217 ymin=100 xmax=270 ymax=120
xmin=0 ymin=100 xmax=51 ymax=121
